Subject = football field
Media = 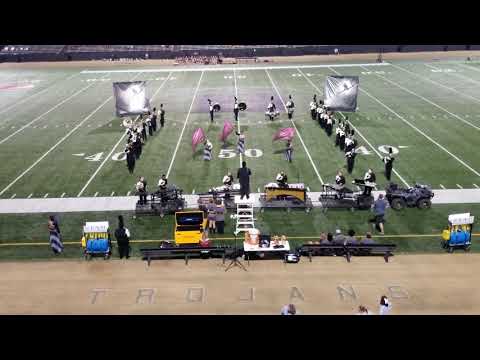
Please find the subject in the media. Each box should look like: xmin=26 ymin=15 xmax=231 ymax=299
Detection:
xmin=1 ymin=59 xmax=480 ymax=200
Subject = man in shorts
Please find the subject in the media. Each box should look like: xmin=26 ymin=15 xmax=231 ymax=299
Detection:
xmin=369 ymin=193 xmax=388 ymax=235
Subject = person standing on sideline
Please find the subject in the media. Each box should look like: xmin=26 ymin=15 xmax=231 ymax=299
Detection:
xmin=383 ymin=147 xmax=395 ymax=181
xmin=114 ymin=215 xmax=131 ymax=259
xmin=379 ymin=295 xmax=392 ymax=315
xmin=215 ymin=199 xmax=226 ymax=234
xmin=369 ymin=193 xmax=388 ymax=235
xmin=237 ymin=161 xmax=252 ymax=200
xmin=281 ymin=304 xmax=297 ymax=315
xmin=136 ymin=176 xmax=147 ymax=205
xmin=285 ymin=140 xmax=293 ymax=163
xmin=159 ymin=104 xmax=166 ymax=128
xmin=48 ymin=215 xmax=63 ymax=255
xmin=151 ymin=107 xmax=158 ymax=132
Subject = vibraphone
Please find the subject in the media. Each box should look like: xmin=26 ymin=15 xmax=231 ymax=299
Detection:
xmin=259 ymin=183 xmax=313 ymax=212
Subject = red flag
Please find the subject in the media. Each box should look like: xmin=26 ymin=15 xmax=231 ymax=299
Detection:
xmin=219 ymin=120 xmax=234 ymax=142
xmin=273 ymin=127 xmax=295 ymax=141
xmin=192 ymin=127 xmax=205 ymax=152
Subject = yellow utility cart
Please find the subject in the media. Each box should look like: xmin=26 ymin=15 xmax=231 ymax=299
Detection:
xmin=174 ymin=211 xmax=208 ymax=245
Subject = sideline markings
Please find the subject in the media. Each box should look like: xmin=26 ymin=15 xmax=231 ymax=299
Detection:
xmin=0 ymin=95 xmax=113 ymax=197
xmin=166 ymin=71 xmax=205 ymax=178
xmin=27 ymin=193 xmax=33 ymax=199
xmin=425 ymin=63 xmax=480 ymax=88
xmin=81 ymin=62 xmax=391 ymax=74
xmin=10 ymin=194 xmax=16 ymax=199
xmin=94 ymin=192 xmax=98 ymax=197
xmin=367 ymin=65 xmax=480 ymax=131
xmin=111 ymin=191 xmax=115 ymax=196
xmin=43 ymin=193 xmax=48 ymax=198
xmin=340 ymin=68 xmax=480 ymax=178
xmin=474 ymin=184 xmax=479 ymax=189
xmin=440 ymin=184 xmax=446 ymax=189
xmin=303 ymin=67 xmax=411 ymax=187
xmin=0 ymin=72 xmax=79 ymax=117
xmin=456 ymin=184 xmax=463 ymax=189
xmin=61 ymin=192 xmax=66 ymax=198
xmin=127 ymin=191 xmax=131 ymax=196
xmin=265 ymin=69 xmax=324 ymax=185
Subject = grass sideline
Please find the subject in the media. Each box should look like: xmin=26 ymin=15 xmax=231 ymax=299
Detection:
xmin=0 ymin=203 xmax=478 ymax=260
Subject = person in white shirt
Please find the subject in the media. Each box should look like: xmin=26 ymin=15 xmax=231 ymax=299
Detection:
xmin=379 ymin=295 xmax=392 ymax=315
xmin=281 ymin=304 xmax=296 ymax=315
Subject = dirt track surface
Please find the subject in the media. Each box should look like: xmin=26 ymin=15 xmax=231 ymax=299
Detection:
xmin=0 ymin=254 xmax=479 ymax=314
xmin=1 ymin=51 xmax=479 ymax=70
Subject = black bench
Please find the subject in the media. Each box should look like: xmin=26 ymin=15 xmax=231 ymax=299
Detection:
xmin=140 ymin=246 xmax=231 ymax=266
xmin=297 ymin=243 xmax=396 ymax=263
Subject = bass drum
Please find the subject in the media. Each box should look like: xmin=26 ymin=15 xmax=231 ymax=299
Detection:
xmin=238 ymin=102 xmax=247 ymax=111
xmin=213 ymin=103 xmax=221 ymax=112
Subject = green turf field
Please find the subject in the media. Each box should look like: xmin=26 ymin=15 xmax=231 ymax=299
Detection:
xmin=2 ymin=59 xmax=480 ymax=199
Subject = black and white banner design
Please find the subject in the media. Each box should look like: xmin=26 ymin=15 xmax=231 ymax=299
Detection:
xmin=113 ymin=81 xmax=150 ymax=117
xmin=324 ymin=76 xmax=359 ymax=112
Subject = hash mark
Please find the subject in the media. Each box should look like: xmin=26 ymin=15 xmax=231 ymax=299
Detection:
xmin=474 ymin=184 xmax=479 ymax=188
xmin=127 ymin=191 xmax=131 ymax=196
xmin=192 ymin=189 xmax=195 ymax=194
xmin=43 ymin=193 xmax=49 ymax=198
xmin=61 ymin=192 xmax=66 ymax=198
xmin=111 ymin=191 xmax=115 ymax=196
xmin=94 ymin=192 xmax=98 ymax=197
xmin=456 ymin=184 xmax=463 ymax=189
xmin=10 ymin=193 xmax=16 ymax=199
xmin=439 ymin=184 xmax=446 ymax=189
xmin=27 ymin=193 xmax=33 ymax=198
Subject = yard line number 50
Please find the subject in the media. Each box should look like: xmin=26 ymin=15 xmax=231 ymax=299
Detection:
xmin=218 ymin=148 xmax=263 ymax=158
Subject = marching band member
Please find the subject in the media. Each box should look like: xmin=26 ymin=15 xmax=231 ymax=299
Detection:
xmin=233 ymin=97 xmax=239 ymax=122
xmin=286 ymin=94 xmax=295 ymax=119
xmin=344 ymin=116 xmax=351 ymax=135
xmin=125 ymin=142 xmax=135 ymax=174
xmin=285 ymin=140 xmax=293 ymax=163
xmin=267 ymin=96 xmax=277 ymax=121
xmin=383 ymin=147 xmax=395 ymax=181
xmin=208 ymin=99 xmax=214 ymax=123
xmin=326 ymin=114 xmax=334 ymax=137
xmin=335 ymin=121 xmax=342 ymax=147
xmin=134 ymin=130 xmax=142 ymax=159
xmin=344 ymin=134 xmax=355 ymax=153
xmin=136 ymin=176 xmax=147 ymax=205
xmin=158 ymin=174 xmax=168 ymax=190
xmin=363 ymin=168 xmax=376 ymax=195
xmin=146 ymin=112 xmax=153 ymax=137
xmin=203 ymin=139 xmax=213 ymax=161
xmin=151 ymin=108 xmax=158 ymax=132
xmin=310 ymin=94 xmax=317 ymax=120
xmin=276 ymin=171 xmax=288 ymax=187
xmin=159 ymin=104 xmax=165 ymax=128
xmin=141 ymin=115 xmax=148 ymax=142
xmin=346 ymin=149 xmax=356 ymax=174
xmin=236 ymin=130 xmax=245 ymax=154
xmin=223 ymin=172 xmax=234 ymax=187
xmin=333 ymin=171 xmax=346 ymax=191
xmin=339 ymin=124 xmax=346 ymax=151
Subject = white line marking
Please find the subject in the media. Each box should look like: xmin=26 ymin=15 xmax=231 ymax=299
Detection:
xmin=10 ymin=194 xmax=16 ymax=199
xmin=440 ymin=184 xmax=446 ymax=189
xmin=307 ymin=187 xmax=310 ymax=192
xmin=474 ymin=184 xmax=479 ymax=189
xmin=81 ymin=62 xmax=391 ymax=74
xmin=337 ymin=67 xmax=480 ymax=178
xmin=376 ymin=65 xmax=480 ymax=131
xmin=0 ymin=76 xmax=106 ymax=145
xmin=192 ymin=189 xmax=195 ymax=194
xmin=265 ymin=69 xmax=324 ymax=185
xmin=456 ymin=184 xmax=463 ymax=189
xmin=395 ymin=64 xmax=480 ymax=105
xmin=60 ymin=192 xmax=65 ymax=198
xmin=0 ymin=96 xmax=113 ymax=197
xmin=166 ymin=71 xmax=204 ymax=178
xmin=233 ymin=69 xmax=243 ymax=166
xmin=257 ymin=187 xmax=260 ymax=193
xmin=27 ymin=193 xmax=33 ymax=198
xmin=43 ymin=193 xmax=48 ymax=198
xmin=0 ymin=72 xmax=79 ymax=116
xmin=301 ymin=67 xmax=412 ymax=187
xmin=425 ymin=63 xmax=480 ymax=87
xmin=111 ymin=191 xmax=115 ymax=196
xmin=94 ymin=192 xmax=98 ymax=197
xmin=127 ymin=191 xmax=131 ymax=196
xmin=77 ymin=72 xmax=162 ymax=197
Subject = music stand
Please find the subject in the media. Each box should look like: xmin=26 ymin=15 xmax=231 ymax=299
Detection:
xmin=225 ymin=230 xmax=247 ymax=272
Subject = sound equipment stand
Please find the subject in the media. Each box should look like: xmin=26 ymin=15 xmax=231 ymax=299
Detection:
xmin=224 ymin=231 xmax=247 ymax=272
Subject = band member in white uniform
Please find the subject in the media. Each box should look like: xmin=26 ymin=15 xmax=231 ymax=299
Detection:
xmin=326 ymin=114 xmax=333 ymax=137
xmin=236 ymin=130 xmax=245 ymax=154
xmin=267 ymin=96 xmax=277 ymax=121
xmin=208 ymin=99 xmax=214 ymax=123
xmin=203 ymin=139 xmax=213 ymax=161
xmin=286 ymin=95 xmax=295 ymax=119
xmin=310 ymin=95 xmax=317 ymax=120
xmin=346 ymin=149 xmax=356 ymax=174
xmin=333 ymin=171 xmax=346 ymax=192
xmin=276 ymin=171 xmax=288 ymax=187
xmin=223 ymin=172 xmax=234 ymax=187
xmin=363 ymin=168 xmax=376 ymax=196
xmin=383 ymin=147 xmax=395 ymax=181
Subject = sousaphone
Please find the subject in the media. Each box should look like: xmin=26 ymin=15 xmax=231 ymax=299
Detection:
xmin=213 ymin=103 xmax=221 ymax=112
xmin=238 ymin=102 xmax=247 ymax=111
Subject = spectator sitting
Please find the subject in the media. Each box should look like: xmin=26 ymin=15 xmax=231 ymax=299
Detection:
xmin=319 ymin=232 xmax=329 ymax=244
xmin=360 ymin=232 xmax=375 ymax=245
xmin=345 ymin=229 xmax=357 ymax=245
xmin=333 ymin=229 xmax=346 ymax=245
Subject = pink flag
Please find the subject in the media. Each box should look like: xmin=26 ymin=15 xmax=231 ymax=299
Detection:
xmin=219 ymin=120 xmax=234 ymax=142
xmin=273 ymin=127 xmax=295 ymax=141
xmin=192 ymin=127 xmax=205 ymax=152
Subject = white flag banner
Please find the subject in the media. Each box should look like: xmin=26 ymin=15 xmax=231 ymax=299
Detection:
xmin=113 ymin=81 xmax=150 ymax=117
xmin=324 ymin=76 xmax=359 ymax=112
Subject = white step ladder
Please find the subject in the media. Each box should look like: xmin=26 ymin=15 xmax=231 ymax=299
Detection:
xmin=234 ymin=195 xmax=255 ymax=235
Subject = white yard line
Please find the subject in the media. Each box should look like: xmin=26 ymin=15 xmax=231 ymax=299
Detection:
xmin=424 ymin=63 xmax=480 ymax=87
xmin=27 ymin=193 xmax=33 ymax=199
xmin=0 ymin=96 xmax=113 ymax=197
xmin=265 ymin=69 xmax=324 ymax=185
xmin=81 ymin=62 xmax=391 ymax=74
xmin=10 ymin=194 xmax=16 ymax=199
xmin=440 ymin=184 xmax=446 ymax=189
xmin=0 ymin=74 xmax=107 ymax=145
xmin=0 ymin=72 xmax=79 ymax=116
xmin=233 ymin=69 xmax=243 ymax=166
xmin=456 ymin=184 xmax=463 ymax=189
xmin=127 ymin=191 xmax=131 ymax=196
xmin=77 ymin=72 xmax=164 ymax=197
xmin=392 ymin=63 xmax=480 ymax=105
xmin=333 ymin=67 xmax=480 ymax=178
xmin=61 ymin=193 xmax=66 ymax=198
xmin=192 ymin=189 xmax=195 ymax=194
xmin=301 ymin=67 xmax=411 ymax=187
xmin=362 ymin=65 xmax=480 ymax=131
xmin=111 ymin=191 xmax=115 ymax=196
xmin=474 ymin=184 xmax=479 ymax=189
xmin=166 ymin=71 xmax=205 ymax=178
xmin=457 ymin=62 xmax=480 ymax=74
xmin=43 ymin=193 xmax=49 ymax=198
xmin=94 ymin=192 xmax=98 ymax=197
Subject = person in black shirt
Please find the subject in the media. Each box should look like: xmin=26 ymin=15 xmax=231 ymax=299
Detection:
xmin=233 ymin=97 xmax=239 ymax=122
xmin=125 ymin=142 xmax=135 ymax=174
xmin=151 ymin=107 xmax=157 ymax=132
xmin=346 ymin=149 xmax=356 ymax=174
xmin=237 ymin=161 xmax=252 ymax=200
xmin=208 ymin=99 xmax=214 ymax=123
xmin=114 ymin=215 xmax=131 ymax=259
xmin=383 ymin=147 xmax=395 ymax=181
xmin=363 ymin=169 xmax=376 ymax=196
xmin=159 ymin=104 xmax=165 ymax=128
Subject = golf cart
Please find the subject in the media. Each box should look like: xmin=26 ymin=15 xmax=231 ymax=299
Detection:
xmin=385 ymin=183 xmax=434 ymax=210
